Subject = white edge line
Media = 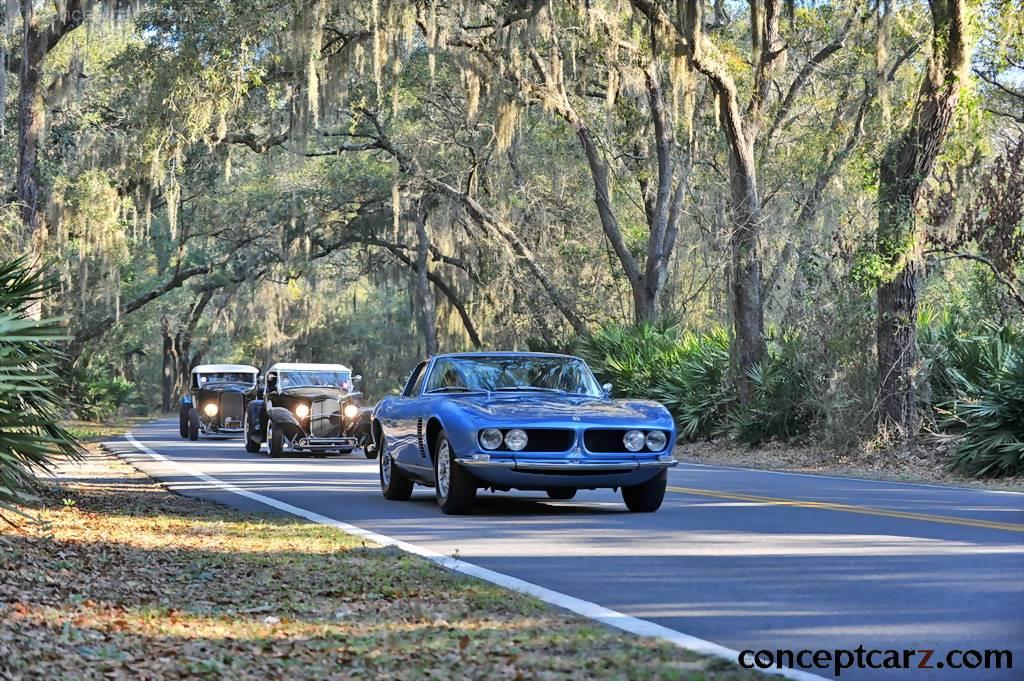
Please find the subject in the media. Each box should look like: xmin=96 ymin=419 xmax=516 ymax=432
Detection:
xmin=678 ymin=460 xmax=1024 ymax=496
xmin=109 ymin=427 xmax=827 ymax=681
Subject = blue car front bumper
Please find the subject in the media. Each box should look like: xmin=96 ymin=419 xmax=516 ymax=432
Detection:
xmin=454 ymin=453 xmax=677 ymax=490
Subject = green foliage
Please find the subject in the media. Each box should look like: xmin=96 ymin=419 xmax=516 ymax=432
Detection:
xmin=578 ymin=321 xmax=821 ymax=444
xmin=70 ymin=362 xmax=138 ymax=421
xmin=726 ymin=338 xmax=824 ymax=445
xmin=0 ymin=259 xmax=81 ymax=519
xmin=920 ymin=315 xmax=1024 ymax=477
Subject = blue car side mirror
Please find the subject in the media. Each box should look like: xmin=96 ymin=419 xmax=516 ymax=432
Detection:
xmin=602 ymin=383 xmax=613 ymax=397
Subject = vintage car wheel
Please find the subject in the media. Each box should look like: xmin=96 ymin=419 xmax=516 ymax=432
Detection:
xmin=243 ymin=413 xmax=261 ymax=453
xmin=546 ymin=488 xmax=577 ymax=500
xmin=178 ymin=402 xmax=190 ymax=439
xmin=434 ymin=430 xmax=476 ymax=515
xmin=187 ymin=408 xmax=200 ymax=441
xmin=622 ymin=469 xmax=667 ymax=513
xmin=379 ymin=436 xmax=413 ymax=501
xmin=267 ymin=421 xmax=285 ymax=458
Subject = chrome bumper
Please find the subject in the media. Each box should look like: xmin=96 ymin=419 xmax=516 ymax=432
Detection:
xmin=455 ymin=457 xmax=678 ymax=471
xmin=293 ymin=436 xmax=358 ymax=449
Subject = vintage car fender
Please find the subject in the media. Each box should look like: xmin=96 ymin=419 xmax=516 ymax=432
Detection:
xmin=268 ymin=405 xmax=303 ymax=438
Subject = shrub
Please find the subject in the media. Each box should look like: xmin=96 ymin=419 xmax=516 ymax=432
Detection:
xmin=921 ymin=315 xmax=1024 ymax=477
xmin=726 ymin=336 xmax=824 ymax=445
xmin=0 ymin=258 xmax=81 ymax=518
xmin=70 ymin=361 xmax=138 ymax=421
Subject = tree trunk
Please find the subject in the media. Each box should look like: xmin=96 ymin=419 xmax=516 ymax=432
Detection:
xmin=728 ymin=147 xmax=767 ymax=402
xmin=161 ymin=326 xmax=176 ymax=412
xmin=875 ymin=0 xmax=969 ymax=435
xmin=413 ymin=199 xmax=438 ymax=356
xmin=17 ymin=0 xmax=45 ymax=250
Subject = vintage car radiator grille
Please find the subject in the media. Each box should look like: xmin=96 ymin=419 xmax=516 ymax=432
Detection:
xmin=310 ymin=399 xmax=342 ymax=438
xmin=219 ymin=392 xmax=244 ymax=428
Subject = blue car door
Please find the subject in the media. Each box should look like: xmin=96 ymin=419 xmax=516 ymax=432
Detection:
xmin=383 ymin=361 xmax=433 ymax=474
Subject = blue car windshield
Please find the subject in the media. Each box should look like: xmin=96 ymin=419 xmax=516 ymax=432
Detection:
xmin=279 ymin=370 xmax=351 ymax=389
xmin=425 ymin=357 xmax=602 ymax=396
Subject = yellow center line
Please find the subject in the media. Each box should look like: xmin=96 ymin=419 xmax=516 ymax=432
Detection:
xmin=667 ymin=486 xmax=1024 ymax=533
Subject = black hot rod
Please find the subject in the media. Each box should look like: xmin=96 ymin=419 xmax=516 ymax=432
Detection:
xmin=244 ymin=362 xmax=372 ymax=458
xmin=179 ymin=364 xmax=261 ymax=440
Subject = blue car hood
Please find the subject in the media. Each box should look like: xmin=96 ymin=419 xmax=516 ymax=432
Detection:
xmin=448 ymin=394 xmax=669 ymax=424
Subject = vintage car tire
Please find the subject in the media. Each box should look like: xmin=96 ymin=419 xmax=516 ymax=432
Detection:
xmin=178 ymin=402 xmax=190 ymax=439
xmin=546 ymin=488 xmax=577 ymax=500
xmin=622 ymin=469 xmax=667 ymax=513
xmin=243 ymin=413 xmax=261 ymax=453
xmin=379 ymin=438 xmax=413 ymax=501
xmin=434 ymin=430 xmax=476 ymax=515
xmin=267 ymin=421 xmax=285 ymax=458
xmin=187 ymin=408 xmax=200 ymax=441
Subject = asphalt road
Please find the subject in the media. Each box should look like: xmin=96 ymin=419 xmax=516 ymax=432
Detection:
xmin=107 ymin=419 xmax=1024 ymax=680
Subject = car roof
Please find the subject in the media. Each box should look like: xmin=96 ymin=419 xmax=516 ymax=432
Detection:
xmin=267 ymin=362 xmax=352 ymax=372
xmin=432 ymin=351 xmax=579 ymax=360
xmin=192 ymin=364 xmax=259 ymax=374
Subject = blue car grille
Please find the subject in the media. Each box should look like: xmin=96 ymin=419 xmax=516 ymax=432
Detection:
xmin=486 ymin=429 xmax=574 ymax=453
xmin=584 ymin=428 xmax=668 ymax=453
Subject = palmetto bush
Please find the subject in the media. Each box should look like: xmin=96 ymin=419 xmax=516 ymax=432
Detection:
xmin=726 ymin=336 xmax=824 ymax=445
xmin=71 ymin=361 xmax=137 ymax=421
xmin=577 ymin=321 xmax=733 ymax=439
xmin=0 ymin=258 xmax=81 ymax=518
xmin=579 ymin=321 xmax=827 ymax=444
xmin=921 ymin=316 xmax=1024 ymax=477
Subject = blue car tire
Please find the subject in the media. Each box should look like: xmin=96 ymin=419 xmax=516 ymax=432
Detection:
xmin=434 ymin=430 xmax=476 ymax=515
xmin=379 ymin=434 xmax=413 ymax=500
xmin=622 ymin=469 xmax=667 ymax=512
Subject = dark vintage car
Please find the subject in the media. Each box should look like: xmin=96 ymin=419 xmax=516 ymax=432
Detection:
xmin=179 ymin=364 xmax=260 ymax=440
xmin=245 ymin=362 xmax=372 ymax=458
xmin=371 ymin=352 xmax=678 ymax=514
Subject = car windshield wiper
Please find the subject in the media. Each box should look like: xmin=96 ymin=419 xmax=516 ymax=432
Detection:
xmin=492 ymin=386 xmax=565 ymax=393
xmin=426 ymin=386 xmax=477 ymax=393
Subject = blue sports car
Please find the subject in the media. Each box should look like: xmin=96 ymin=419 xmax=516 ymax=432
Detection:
xmin=370 ymin=352 xmax=678 ymax=514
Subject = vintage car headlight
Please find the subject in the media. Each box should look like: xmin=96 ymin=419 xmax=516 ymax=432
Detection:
xmin=294 ymin=403 xmax=310 ymax=418
xmin=479 ymin=428 xmax=503 ymax=450
xmin=343 ymin=403 xmax=359 ymax=419
xmin=504 ymin=428 xmax=528 ymax=451
xmin=203 ymin=403 xmax=218 ymax=417
xmin=645 ymin=430 xmax=668 ymax=451
xmin=623 ymin=430 xmax=646 ymax=452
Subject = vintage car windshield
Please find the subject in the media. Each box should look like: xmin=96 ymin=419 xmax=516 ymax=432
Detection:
xmin=424 ymin=356 xmax=602 ymax=396
xmin=278 ymin=370 xmax=352 ymax=390
xmin=198 ymin=372 xmax=256 ymax=387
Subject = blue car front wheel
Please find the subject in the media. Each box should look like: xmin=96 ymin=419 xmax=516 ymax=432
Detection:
xmin=434 ymin=430 xmax=476 ymax=515
xmin=379 ymin=432 xmax=413 ymax=501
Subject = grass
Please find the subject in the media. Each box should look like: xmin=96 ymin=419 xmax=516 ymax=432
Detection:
xmin=0 ymin=448 xmax=765 ymax=680
xmin=61 ymin=416 xmax=154 ymax=443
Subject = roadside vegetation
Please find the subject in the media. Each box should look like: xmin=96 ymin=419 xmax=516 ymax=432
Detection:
xmin=0 ymin=448 xmax=762 ymax=680
xmin=0 ymin=259 xmax=81 ymax=519
xmin=575 ymin=314 xmax=1024 ymax=478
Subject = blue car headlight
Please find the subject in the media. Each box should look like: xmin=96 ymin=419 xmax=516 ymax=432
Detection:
xmin=504 ymin=429 xmax=528 ymax=451
xmin=645 ymin=430 xmax=668 ymax=451
xmin=623 ymin=430 xmax=646 ymax=452
xmin=479 ymin=428 xmax=503 ymax=450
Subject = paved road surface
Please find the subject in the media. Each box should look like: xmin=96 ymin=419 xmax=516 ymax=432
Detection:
xmin=106 ymin=420 xmax=1024 ymax=680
